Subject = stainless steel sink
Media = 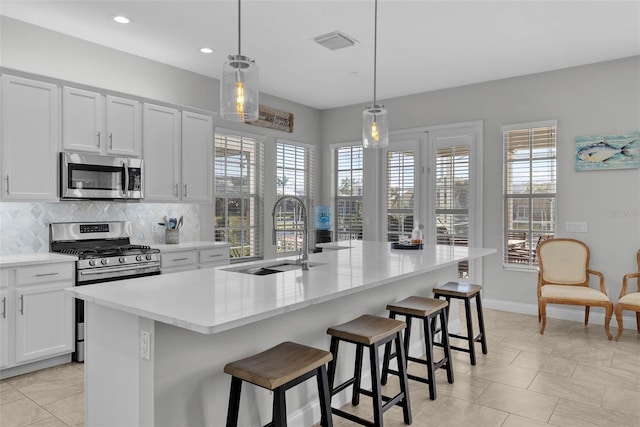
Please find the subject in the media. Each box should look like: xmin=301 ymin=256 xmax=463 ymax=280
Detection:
xmin=223 ymin=260 xmax=325 ymax=275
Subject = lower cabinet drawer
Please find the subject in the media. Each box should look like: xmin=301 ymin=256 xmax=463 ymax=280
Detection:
xmin=161 ymin=251 xmax=197 ymax=269
xmin=15 ymin=263 xmax=74 ymax=286
xmin=198 ymin=248 xmax=229 ymax=265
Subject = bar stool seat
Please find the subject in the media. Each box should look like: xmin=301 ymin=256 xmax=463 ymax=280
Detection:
xmin=326 ymin=314 xmax=411 ymax=427
xmin=432 ymin=282 xmax=487 ymax=365
xmin=224 ymin=341 xmax=333 ymax=427
xmin=381 ymin=296 xmax=454 ymax=400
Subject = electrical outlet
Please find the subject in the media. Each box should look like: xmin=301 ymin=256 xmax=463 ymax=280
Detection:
xmin=140 ymin=330 xmax=151 ymax=360
xmin=151 ymin=223 xmax=159 ymax=233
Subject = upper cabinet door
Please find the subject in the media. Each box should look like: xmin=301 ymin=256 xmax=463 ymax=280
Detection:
xmin=62 ymin=86 xmax=104 ymax=153
xmin=1 ymin=75 xmax=59 ymax=201
xmin=181 ymin=111 xmax=212 ymax=203
xmin=106 ymin=95 xmax=141 ymax=157
xmin=142 ymin=103 xmax=181 ymax=201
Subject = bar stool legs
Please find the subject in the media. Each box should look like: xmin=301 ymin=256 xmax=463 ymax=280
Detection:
xmin=224 ymin=341 xmax=333 ymax=427
xmin=433 ymin=282 xmax=487 ymax=366
xmin=326 ymin=314 xmax=412 ymax=427
xmin=381 ymin=296 xmax=454 ymax=400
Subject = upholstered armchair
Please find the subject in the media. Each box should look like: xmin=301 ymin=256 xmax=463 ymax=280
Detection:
xmin=614 ymin=249 xmax=640 ymax=341
xmin=536 ymin=238 xmax=613 ymax=339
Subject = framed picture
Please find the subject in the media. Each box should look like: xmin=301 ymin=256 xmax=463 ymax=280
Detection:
xmin=575 ymin=131 xmax=639 ymax=171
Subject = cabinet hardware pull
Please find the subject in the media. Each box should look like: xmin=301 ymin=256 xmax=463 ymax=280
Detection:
xmin=173 ymin=257 xmax=189 ymax=262
xmin=208 ymin=254 xmax=223 ymax=258
xmin=97 ymin=131 xmax=101 ymax=147
xmin=1 ymin=297 xmax=5 ymax=319
xmin=19 ymin=295 xmax=24 ymax=315
xmin=35 ymin=272 xmax=59 ymax=277
xmin=5 ymin=175 xmax=9 ymax=195
xmin=109 ymin=133 xmax=113 ymax=150
xmin=183 ymin=184 xmax=188 ymax=198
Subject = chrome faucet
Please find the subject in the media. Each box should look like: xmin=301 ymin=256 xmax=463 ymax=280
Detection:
xmin=272 ymin=195 xmax=309 ymax=270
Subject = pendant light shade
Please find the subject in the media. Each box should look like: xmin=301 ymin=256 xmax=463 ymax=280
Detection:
xmin=221 ymin=0 xmax=259 ymax=122
xmin=363 ymin=0 xmax=388 ymax=148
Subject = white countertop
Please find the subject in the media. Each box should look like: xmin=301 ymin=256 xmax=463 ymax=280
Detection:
xmin=0 ymin=252 xmax=78 ymax=268
xmin=69 ymin=241 xmax=496 ymax=334
xmin=152 ymin=241 xmax=230 ymax=252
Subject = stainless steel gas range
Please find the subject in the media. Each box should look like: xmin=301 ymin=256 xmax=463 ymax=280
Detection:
xmin=50 ymin=221 xmax=161 ymax=361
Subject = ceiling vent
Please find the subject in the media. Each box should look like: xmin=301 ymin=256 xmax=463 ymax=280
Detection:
xmin=313 ymin=31 xmax=358 ymax=51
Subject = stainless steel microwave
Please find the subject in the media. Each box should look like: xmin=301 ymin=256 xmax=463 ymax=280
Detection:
xmin=60 ymin=152 xmax=143 ymax=200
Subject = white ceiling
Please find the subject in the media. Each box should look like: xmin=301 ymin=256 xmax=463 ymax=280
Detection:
xmin=2 ymin=1 xmax=639 ymax=110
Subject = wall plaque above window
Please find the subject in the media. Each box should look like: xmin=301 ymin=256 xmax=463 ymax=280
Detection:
xmin=245 ymin=105 xmax=294 ymax=133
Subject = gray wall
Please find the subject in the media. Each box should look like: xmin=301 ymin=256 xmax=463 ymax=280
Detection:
xmin=320 ymin=56 xmax=640 ymax=311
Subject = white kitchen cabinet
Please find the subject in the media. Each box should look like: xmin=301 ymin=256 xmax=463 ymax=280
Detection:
xmin=181 ymin=111 xmax=212 ymax=202
xmin=144 ymin=107 xmax=213 ymax=203
xmin=158 ymin=242 xmax=230 ymax=274
xmin=15 ymin=281 xmax=74 ymax=364
xmin=106 ymin=95 xmax=141 ymax=156
xmin=142 ymin=103 xmax=181 ymax=201
xmin=1 ymin=261 xmax=74 ymax=371
xmin=198 ymin=246 xmax=231 ymax=269
xmin=1 ymin=74 xmax=59 ymax=201
xmin=0 ymin=283 xmax=9 ymax=369
xmin=62 ymin=86 xmax=141 ymax=156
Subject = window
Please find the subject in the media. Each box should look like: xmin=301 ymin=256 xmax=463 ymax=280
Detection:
xmin=387 ymin=148 xmax=416 ymax=242
xmin=214 ymin=131 xmax=263 ymax=260
xmin=435 ymin=145 xmax=470 ymax=277
xmin=335 ymin=145 xmax=363 ymax=241
xmin=503 ymin=121 xmax=557 ymax=267
xmin=275 ymin=140 xmax=314 ymax=253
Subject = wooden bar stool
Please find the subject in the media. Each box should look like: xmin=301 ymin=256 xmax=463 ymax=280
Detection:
xmin=224 ymin=341 xmax=333 ymax=427
xmin=326 ymin=314 xmax=411 ymax=427
xmin=381 ymin=296 xmax=454 ymax=400
xmin=432 ymin=282 xmax=487 ymax=365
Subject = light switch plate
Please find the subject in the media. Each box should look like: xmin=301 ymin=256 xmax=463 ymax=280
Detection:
xmin=566 ymin=222 xmax=587 ymax=233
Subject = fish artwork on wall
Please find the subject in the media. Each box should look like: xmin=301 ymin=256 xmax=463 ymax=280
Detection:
xmin=575 ymin=131 xmax=639 ymax=171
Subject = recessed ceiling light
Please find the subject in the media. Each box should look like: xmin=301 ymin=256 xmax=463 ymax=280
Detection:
xmin=112 ymin=15 xmax=131 ymax=24
xmin=200 ymin=48 xmax=213 ymax=54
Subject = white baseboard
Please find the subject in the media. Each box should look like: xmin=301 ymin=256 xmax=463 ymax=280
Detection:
xmin=0 ymin=354 xmax=72 ymax=380
xmin=483 ymin=298 xmax=638 ymax=330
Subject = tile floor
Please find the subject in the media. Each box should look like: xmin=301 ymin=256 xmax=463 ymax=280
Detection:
xmin=1 ymin=307 xmax=639 ymax=427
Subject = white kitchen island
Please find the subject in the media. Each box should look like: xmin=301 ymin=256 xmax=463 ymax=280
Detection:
xmin=69 ymin=241 xmax=495 ymax=427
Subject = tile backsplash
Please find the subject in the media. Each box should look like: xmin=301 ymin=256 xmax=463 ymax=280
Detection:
xmin=0 ymin=201 xmax=202 ymax=255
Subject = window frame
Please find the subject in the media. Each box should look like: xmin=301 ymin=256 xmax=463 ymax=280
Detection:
xmin=213 ymin=128 xmax=265 ymax=261
xmin=502 ymin=120 xmax=557 ymax=270
xmin=332 ymin=142 xmax=364 ymax=241
xmin=274 ymin=138 xmax=315 ymax=254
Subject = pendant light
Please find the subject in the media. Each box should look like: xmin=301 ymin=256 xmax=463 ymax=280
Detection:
xmin=220 ymin=0 xmax=259 ymax=122
xmin=363 ymin=0 xmax=388 ymax=148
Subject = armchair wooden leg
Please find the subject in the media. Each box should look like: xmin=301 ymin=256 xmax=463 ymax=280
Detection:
xmin=614 ymin=303 xmax=624 ymax=341
xmin=584 ymin=306 xmax=590 ymax=326
xmin=604 ymin=303 xmax=613 ymax=341
xmin=539 ymin=302 xmax=547 ymax=335
xmin=636 ymin=312 xmax=640 ymax=333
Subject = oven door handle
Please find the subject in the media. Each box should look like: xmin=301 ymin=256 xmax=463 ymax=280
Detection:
xmin=79 ymin=264 xmax=159 ymax=277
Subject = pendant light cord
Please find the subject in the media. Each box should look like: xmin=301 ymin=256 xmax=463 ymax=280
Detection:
xmin=237 ymin=0 xmax=242 ymax=55
xmin=373 ymin=0 xmax=378 ymax=105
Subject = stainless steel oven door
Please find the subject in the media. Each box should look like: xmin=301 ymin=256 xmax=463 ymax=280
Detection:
xmin=60 ymin=152 xmax=143 ymax=200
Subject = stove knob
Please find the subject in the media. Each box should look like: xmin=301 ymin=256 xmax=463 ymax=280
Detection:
xmin=101 ymin=259 xmax=109 ymax=265
xmin=136 ymin=255 xmax=143 ymax=262
xmin=119 ymin=256 xmax=127 ymax=264
xmin=88 ymin=259 xmax=96 ymax=267
xmin=146 ymin=254 xmax=154 ymax=261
